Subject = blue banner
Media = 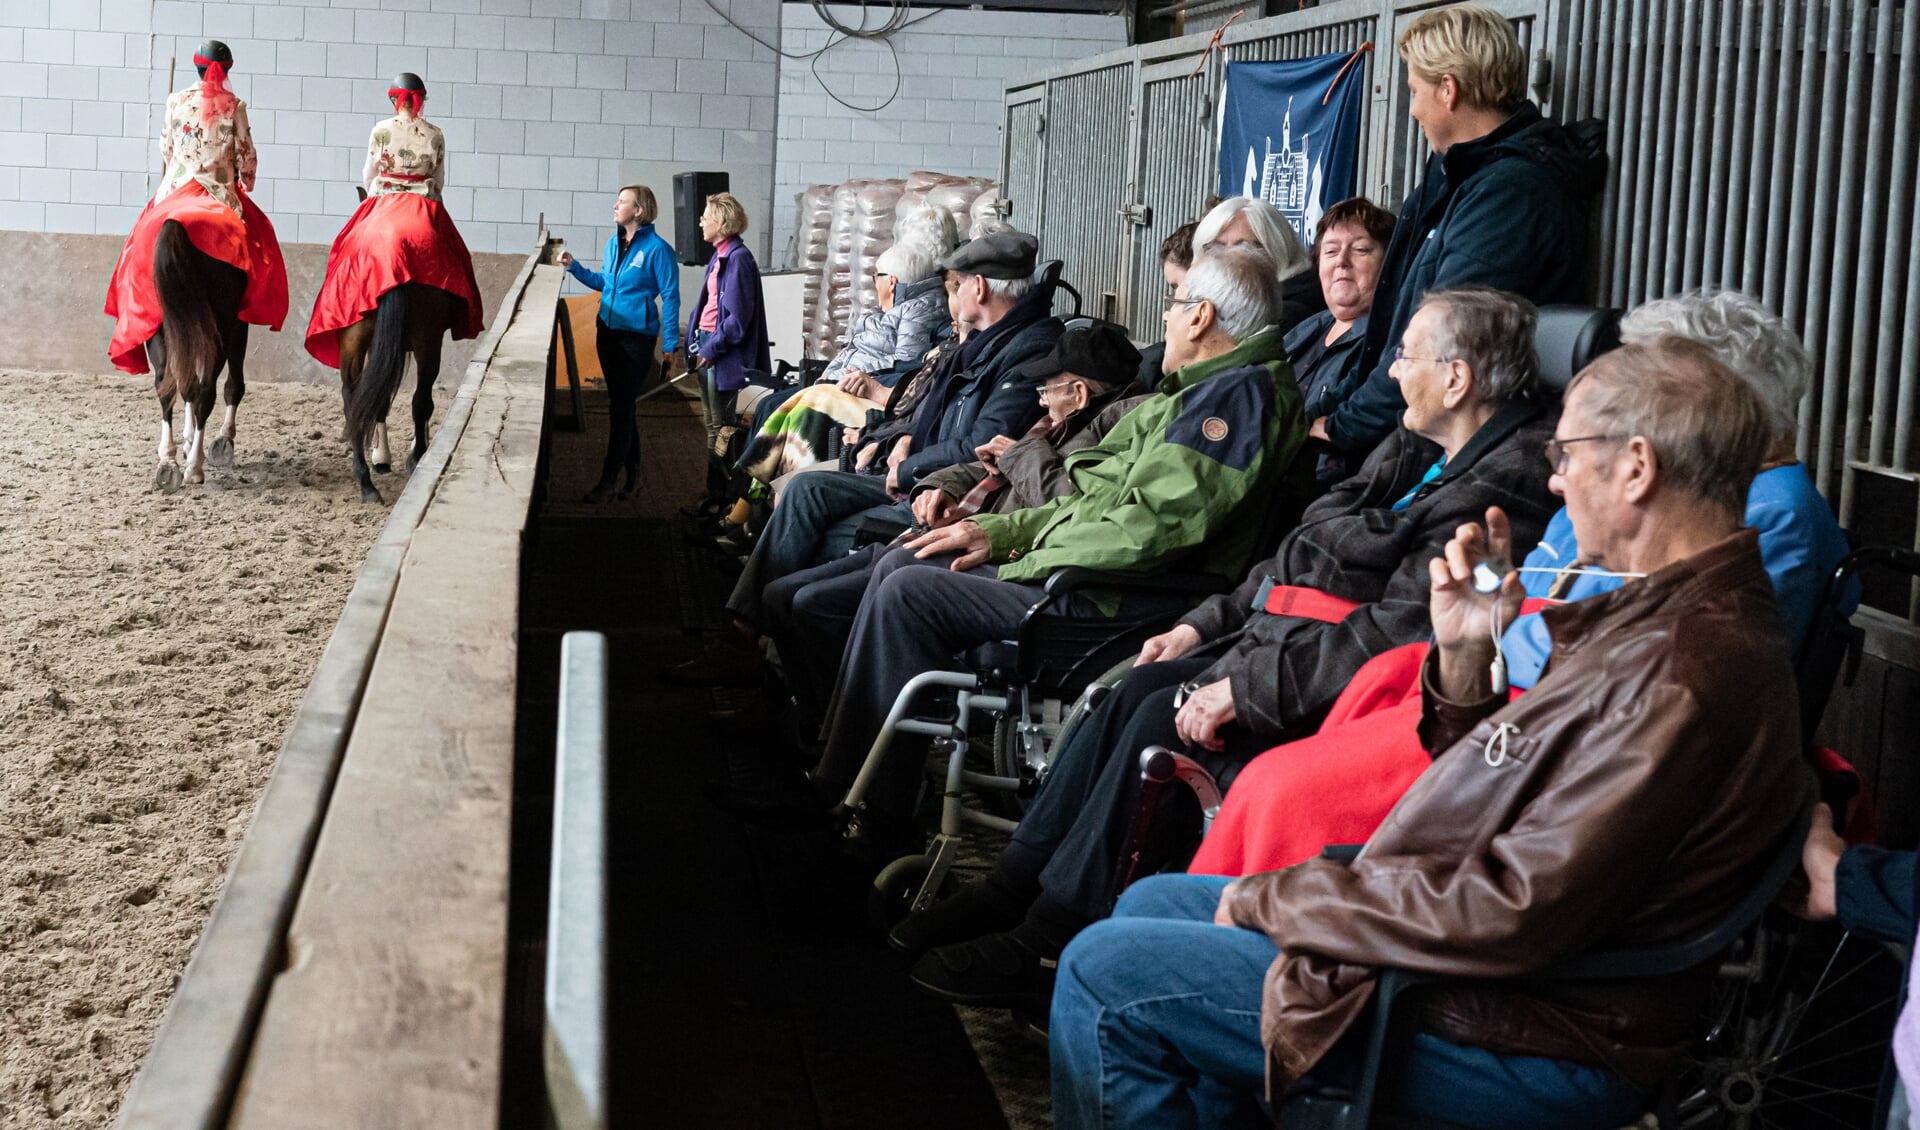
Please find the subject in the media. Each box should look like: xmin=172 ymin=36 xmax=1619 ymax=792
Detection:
xmin=1217 ymin=51 xmax=1368 ymax=247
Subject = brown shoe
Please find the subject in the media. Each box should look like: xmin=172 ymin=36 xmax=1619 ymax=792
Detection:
xmin=659 ymin=635 xmax=763 ymax=687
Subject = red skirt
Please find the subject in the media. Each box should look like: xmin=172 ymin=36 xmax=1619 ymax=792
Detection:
xmin=104 ymin=181 xmax=289 ymax=375
xmin=303 ymin=192 xmax=485 ymax=369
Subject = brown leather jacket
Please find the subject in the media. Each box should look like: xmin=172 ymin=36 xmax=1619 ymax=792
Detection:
xmin=1227 ymin=529 xmax=1808 ymax=1099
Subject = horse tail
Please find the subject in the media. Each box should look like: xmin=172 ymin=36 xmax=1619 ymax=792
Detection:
xmin=153 ymin=219 xmax=218 ymax=402
xmin=345 ymin=285 xmax=411 ymax=447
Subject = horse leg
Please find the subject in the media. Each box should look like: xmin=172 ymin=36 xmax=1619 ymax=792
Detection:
xmin=338 ymin=319 xmax=383 ymax=504
xmin=208 ymin=321 xmax=248 ymax=468
xmin=147 ymin=334 xmax=186 ymax=492
xmin=407 ymin=335 xmax=443 ymax=474
xmin=181 ymin=358 xmax=221 ymax=485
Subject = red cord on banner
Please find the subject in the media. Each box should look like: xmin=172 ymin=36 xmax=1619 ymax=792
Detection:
xmin=1322 ymin=42 xmax=1374 ymax=106
xmin=1186 ymin=9 xmax=1248 ymax=78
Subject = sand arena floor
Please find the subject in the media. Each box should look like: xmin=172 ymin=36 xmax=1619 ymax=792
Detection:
xmin=0 ymin=370 xmax=397 ymax=1126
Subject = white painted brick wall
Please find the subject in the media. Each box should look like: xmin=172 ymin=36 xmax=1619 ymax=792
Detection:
xmin=0 ymin=0 xmax=781 ymax=266
xmin=769 ymin=4 xmax=1125 ymax=266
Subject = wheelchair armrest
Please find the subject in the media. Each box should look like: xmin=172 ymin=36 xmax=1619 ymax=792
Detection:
xmin=1041 ymin=567 xmax=1235 ymax=599
xmin=1320 ymin=844 xmax=1363 ymax=864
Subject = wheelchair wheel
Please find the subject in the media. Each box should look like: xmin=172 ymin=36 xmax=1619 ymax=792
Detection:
xmin=870 ymin=854 xmax=947 ymax=931
xmin=1672 ymin=918 xmax=1903 ymax=1129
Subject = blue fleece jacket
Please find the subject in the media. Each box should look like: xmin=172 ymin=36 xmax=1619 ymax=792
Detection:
xmin=567 ymin=223 xmax=680 ymax=351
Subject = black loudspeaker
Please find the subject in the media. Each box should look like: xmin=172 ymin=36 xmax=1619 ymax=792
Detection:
xmin=673 ymin=170 xmax=730 ymax=266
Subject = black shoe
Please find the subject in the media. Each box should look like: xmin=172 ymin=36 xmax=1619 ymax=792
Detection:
xmin=887 ymin=879 xmax=1031 ymax=956
xmin=615 ymin=468 xmax=640 ymax=501
xmin=711 ymin=522 xmax=754 ymax=555
xmin=582 ymin=481 xmax=616 ymax=504
xmin=678 ymin=496 xmax=725 ymax=520
xmin=909 ymin=933 xmax=1059 ymax=1009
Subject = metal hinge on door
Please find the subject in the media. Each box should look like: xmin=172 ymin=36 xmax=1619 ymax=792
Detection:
xmin=1118 ymin=203 xmax=1153 ymax=226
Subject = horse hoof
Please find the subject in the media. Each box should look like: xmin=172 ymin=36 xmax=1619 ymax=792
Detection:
xmin=153 ymin=464 xmax=183 ymax=493
xmin=207 ymin=436 xmax=233 ymax=467
xmin=405 ymin=451 xmax=422 ymax=474
xmin=359 ymin=486 xmax=385 ymax=505
xmin=372 ymin=462 xmax=391 ymax=475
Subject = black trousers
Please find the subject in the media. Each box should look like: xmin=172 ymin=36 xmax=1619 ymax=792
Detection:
xmin=594 ymin=322 xmax=655 ymax=487
xmin=1005 ymin=657 xmax=1268 ymax=920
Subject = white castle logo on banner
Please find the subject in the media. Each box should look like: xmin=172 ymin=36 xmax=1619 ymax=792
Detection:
xmin=1240 ymin=99 xmax=1326 ymax=244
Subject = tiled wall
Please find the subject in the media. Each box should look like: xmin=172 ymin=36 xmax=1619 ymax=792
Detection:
xmin=768 ymin=3 xmax=1125 ymax=266
xmin=0 ymin=0 xmax=781 ymax=258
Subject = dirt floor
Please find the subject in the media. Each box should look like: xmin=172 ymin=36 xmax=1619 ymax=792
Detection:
xmin=0 ymin=370 xmax=396 ymax=1127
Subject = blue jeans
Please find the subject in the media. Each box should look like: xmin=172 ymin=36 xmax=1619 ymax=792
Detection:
xmin=1050 ymin=874 xmax=1646 ymax=1130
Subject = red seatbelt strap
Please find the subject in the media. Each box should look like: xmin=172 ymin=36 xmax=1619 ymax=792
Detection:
xmin=1254 ymin=579 xmax=1362 ymax=623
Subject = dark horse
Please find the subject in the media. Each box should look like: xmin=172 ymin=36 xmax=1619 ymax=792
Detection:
xmin=338 ymin=282 xmax=464 ymax=504
xmin=148 ymin=219 xmax=248 ymax=491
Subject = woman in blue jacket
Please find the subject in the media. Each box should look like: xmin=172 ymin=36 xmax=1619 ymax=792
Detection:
xmin=561 ymin=183 xmax=680 ymax=503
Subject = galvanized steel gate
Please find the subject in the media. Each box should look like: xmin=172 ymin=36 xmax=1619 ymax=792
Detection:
xmin=1002 ymin=0 xmax=1920 ymax=598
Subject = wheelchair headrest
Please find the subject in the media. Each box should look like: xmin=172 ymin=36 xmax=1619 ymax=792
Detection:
xmin=1533 ymin=305 xmax=1621 ymax=396
xmin=1033 ymin=260 xmax=1065 ymax=288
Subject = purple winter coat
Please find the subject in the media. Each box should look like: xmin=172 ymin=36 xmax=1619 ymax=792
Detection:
xmin=685 ymin=242 xmax=771 ymax=392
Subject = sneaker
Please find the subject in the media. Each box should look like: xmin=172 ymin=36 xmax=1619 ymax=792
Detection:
xmin=658 ymin=635 xmax=763 ymax=687
xmin=887 ymin=879 xmax=1031 ymax=956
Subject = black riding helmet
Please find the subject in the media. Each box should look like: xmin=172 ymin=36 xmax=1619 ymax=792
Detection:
xmin=389 ymin=73 xmax=427 ymax=99
xmin=193 ymin=40 xmax=232 ymax=76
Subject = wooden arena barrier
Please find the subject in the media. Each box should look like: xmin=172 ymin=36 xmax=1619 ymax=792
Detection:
xmin=115 ymin=225 xmax=563 ymax=1130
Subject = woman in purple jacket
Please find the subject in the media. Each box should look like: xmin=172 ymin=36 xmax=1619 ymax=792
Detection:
xmin=685 ymin=192 xmax=771 ymax=507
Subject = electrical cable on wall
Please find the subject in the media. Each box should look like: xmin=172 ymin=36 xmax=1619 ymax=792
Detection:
xmin=702 ymin=0 xmax=943 ymax=112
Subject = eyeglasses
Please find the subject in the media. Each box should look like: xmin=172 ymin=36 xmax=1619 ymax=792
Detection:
xmin=1391 ymin=346 xmax=1452 ymax=365
xmin=1544 ymin=434 xmax=1624 ymax=473
xmin=1037 ymin=377 xmax=1084 ymax=402
xmin=1162 ymin=294 xmax=1204 ymax=314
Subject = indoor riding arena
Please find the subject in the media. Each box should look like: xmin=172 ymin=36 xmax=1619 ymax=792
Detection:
xmin=2 ymin=0 xmax=1918 ymax=1129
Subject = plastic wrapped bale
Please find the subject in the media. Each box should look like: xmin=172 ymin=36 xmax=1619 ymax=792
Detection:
xmin=797 ymin=185 xmax=835 ymax=358
xmin=847 ymin=179 xmax=905 ymax=328
xmin=925 ymin=181 xmax=981 ymax=247
xmin=822 ymin=180 xmax=867 ymax=359
xmin=967 ymin=185 xmax=1004 ymax=239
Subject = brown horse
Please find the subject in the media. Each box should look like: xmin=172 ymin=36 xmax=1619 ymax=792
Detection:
xmin=148 ymin=219 xmax=249 ymax=491
xmin=337 ymin=282 xmax=464 ymax=503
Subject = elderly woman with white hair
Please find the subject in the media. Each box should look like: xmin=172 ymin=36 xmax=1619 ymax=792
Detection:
xmin=820 ymin=240 xmax=950 ymax=401
xmin=1189 ymin=287 xmax=1854 ymax=882
xmin=1193 ymin=195 xmax=1322 ymax=333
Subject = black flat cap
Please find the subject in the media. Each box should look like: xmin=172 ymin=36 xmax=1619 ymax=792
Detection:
xmin=938 ymin=230 xmax=1039 ymax=280
xmin=1021 ymin=320 xmax=1142 ymax=383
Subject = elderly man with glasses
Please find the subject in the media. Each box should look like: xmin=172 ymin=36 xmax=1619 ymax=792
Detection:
xmin=1050 ymin=334 xmax=1809 ymax=1130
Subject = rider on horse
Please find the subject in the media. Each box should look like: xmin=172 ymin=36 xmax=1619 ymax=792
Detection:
xmin=104 ymin=39 xmax=289 ymax=376
xmin=303 ymin=72 xmax=485 ymax=370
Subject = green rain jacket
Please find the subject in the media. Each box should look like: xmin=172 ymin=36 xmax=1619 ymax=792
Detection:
xmin=973 ymin=326 xmax=1309 ymax=584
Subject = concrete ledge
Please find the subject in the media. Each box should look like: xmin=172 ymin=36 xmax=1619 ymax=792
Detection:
xmin=3 ymin=230 xmax=527 ymax=383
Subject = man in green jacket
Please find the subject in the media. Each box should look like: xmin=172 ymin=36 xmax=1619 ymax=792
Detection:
xmin=808 ymin=244 xmax=1312 ymax=846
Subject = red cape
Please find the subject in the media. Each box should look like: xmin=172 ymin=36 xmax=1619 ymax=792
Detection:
xmin=303 ymin=192 xmax=485 ymax=369
xmin=103 ymin=181 xmax=288 ymax=376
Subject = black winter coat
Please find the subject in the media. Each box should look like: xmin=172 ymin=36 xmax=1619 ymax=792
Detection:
xmin=1177 ymin=401 xmax=1561 ymax=744
xmin=1322 ymin=104 xmax=1606 ymax=456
